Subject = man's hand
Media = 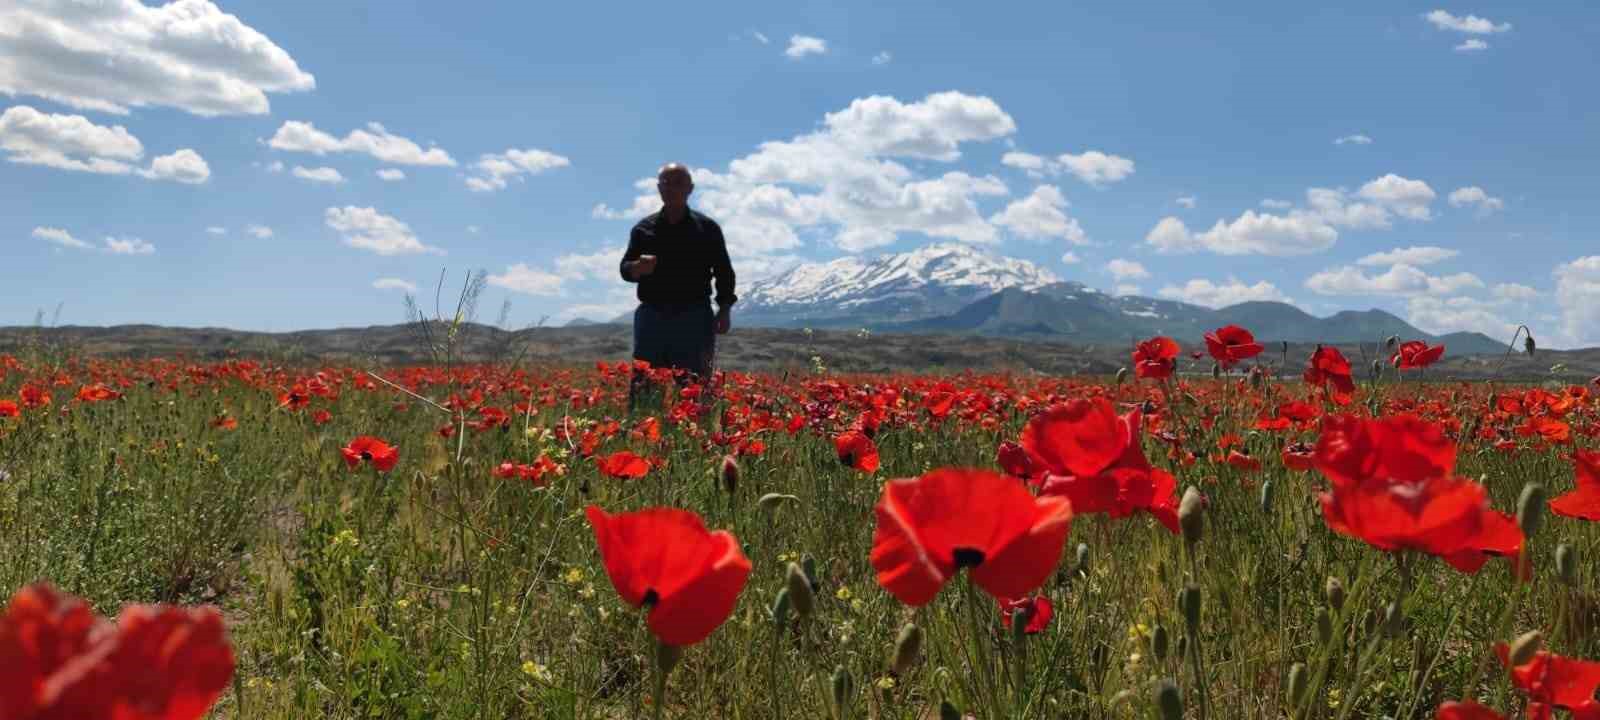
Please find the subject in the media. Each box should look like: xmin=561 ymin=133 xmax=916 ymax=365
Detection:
xmin=630 ymin=254 xmax=658 ymax=279
xmin=714 ymin=307 xmax=731 ymax=335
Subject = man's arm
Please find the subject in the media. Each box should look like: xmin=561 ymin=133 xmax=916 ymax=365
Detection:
xmin=711 ymin=223 xmax=736 ymax=308
xmin=619 ymin=226 xmax=644 ymax=282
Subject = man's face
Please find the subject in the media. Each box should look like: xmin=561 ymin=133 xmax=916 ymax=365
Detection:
xmin=657 ymin=169 xmax=693 ymax=208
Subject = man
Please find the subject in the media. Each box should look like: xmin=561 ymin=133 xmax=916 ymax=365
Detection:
xmin=619 ymin=163 xmax=736 ymax=403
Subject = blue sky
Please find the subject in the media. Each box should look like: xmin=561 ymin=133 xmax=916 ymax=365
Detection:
xmin=4 ymin=1 xmax=1599 ymax=345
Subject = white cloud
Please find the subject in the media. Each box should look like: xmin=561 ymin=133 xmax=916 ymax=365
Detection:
xmin=466 ymin=225 xmax=480 ymax=234
xmin=1304 ymin=187 xmax=1392 ymax=230
xmin=465 ymin=147 xmax=571 ymax=192
xmin=205 ymin=226 xmax=226 ymax=236
xmin=819 ymin=92 xmax=1016 ymax=161
xmin=246 ymin=224 xmax=272 ymax=239
xmin=1056 ymin=150 xmax=1134 ymax=186
xmin=750 ymin=30 xmax=770 ymax=45
xmin=1105 ymin=258 xmax=1149 ymax=281
xmin=487 ymin=263 xmax=564 ymax=296
xmin=1114 ymin=284 xmax=1141 ymax=297
xmin=376 ymin=168 xmax=405 ymax=181
xmin=0 ymin=0 xmax=314 ymax=116
xmin=103 ymin=237 xmax=154 ymax=255
xmin=552 ymin=246 xmax=624 ymax=280
xmin=1305 ymin=263 xmax=1484 ymax=297
xmin=1456 ymin=39 xmax=1489 ymax=52
xmin=0 ymin=105 xmax=142 ymax=174
xmin=140 ymin=148 xmax=209 ymax=184
xmin=1554 ymin=256 xmax=1600 ymax=347
xmin=989 ymin=185 xmax=1087 ymax=244
xmin=1176 ymin=196 xmax=1197 ymax=209
xmin=1157 ymin=278 xmax=1292 ymax=309
xmin=324 ymin=206 xmax=442 ymax=256
xmin=373 ymin=278 xmax=417 ymax=292
xmin=1146 ymin=211 xmax=1338 ymax=256
xmin=1260 ymin=199 xmax=1292 ymax=209
xmin=1492 ymin=282 xmax=1538 ymax=302
xmin=1447 ymin=186 xmax=1503 ymax=215
xmin=1356 ymin=246 xmax=1459 ymax=267
xmin=1405 ymin=295 xmax=1517 ymax=340
xmin=268 ymin=121 xmax=455 ymax=166
xmin=32 ymin=226 xmax=90 ymax=249
xmin=833 ymin=226 xmax=896 ymax=253
xmin=872 ymin=51 xmax=892 ymax=65
xmin=1060 ymin=251 xmax=1081 ymax=264
xmin=785 ymin=35 xmax=827 ymax=59
xmin=1334 ymin=134 xmax=1373 ymax=145
xmin=1356 ymin=174 xmax=1437 ymax=221
xmin=1425 ymin=10 xmax=1511 ymax=34
xmin=292 ymin=165 xmax=345 ymax=184
xmin=1000 ymin=151 xmax=1046 ymax=176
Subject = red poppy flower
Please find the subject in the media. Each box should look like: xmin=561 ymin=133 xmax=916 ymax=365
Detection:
xmin=311 ymin=409 xmax=333 ymax=425
xmin=870 ymin=468 xmax=1072 ymax=607
xmin=75 ymin=384 xmax=121 ymax=403
xmin=596 ymin=451 xmax=650 ymax=479
xmin=1495 ymin=642 xmax=1600 ymax=714
xmin=19 ymin=385 xmax=50 ymax=409
xmin=0 ymin=400 xmax=17 ymax=418
xmin=1204 ymin=325 xmax=1264 ymax=369
xmin=1226 ymin=449 xmax=1262 ymax=472
xmin=1392 ymin=340 xmax=1445 ymax=369
xmin=1281 ymin=442 xmax=1315 ymax=472
xmin=1 ymin=583 xmax=235 ymax=720
xmin=835 ymin=430 xmax=880 ymax=473
xmin=1020 ymin=398 xmax=1180 ymax=533
xmin=341 ymin=436 xmax=399 ymax=472
xmin=1132 ymin=337 xmax=1180 ymax=380
xmin=585 ymin=506 xmax=751 ymax=646
xmin=1550 ymin=450 xmax=1600 ymax=521
xmin=924 ymin=391 xmax=956 ymax=420
xmin=999 ymin=595 xmax=1054 ymax=635
xmin=1304 ymin=346 xmax=1356 ymax=404
xmin=1435 ymin=701 xmax=1506 ymax=720
xmin=210 ymin=415 xmax=237 ymax=431
xmin=996 ymin=441 xmax=1032 ymax=478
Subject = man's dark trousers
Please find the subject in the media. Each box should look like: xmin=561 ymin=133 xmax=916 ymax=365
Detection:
xmin=629 ymin=302 xmax=714 ymax=409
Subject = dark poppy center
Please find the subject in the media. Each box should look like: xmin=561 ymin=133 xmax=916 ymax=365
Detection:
xmin=642 ymin=589 xmax=659 ymax=609
xmin=360 ymin=450 xmax=373 ymax=461
xmin=952 ymin=547 xmax=985 ymax=569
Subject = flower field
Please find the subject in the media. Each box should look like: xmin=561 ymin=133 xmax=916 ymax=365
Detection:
xmin=2 ymin=330 xmax=1599 ymax=719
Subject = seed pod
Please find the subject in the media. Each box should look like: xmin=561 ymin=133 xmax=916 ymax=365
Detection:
xmin=1151 ymin=624 xmax=1170 ymax=662
xmin=1259 ymin=479 xmax=1275 ymax=514
xmin=655 ymin=639 xmax=684 ymax=676
xmin=786 ymin=563 xmax=815 ymax=617
xmin=1509 ymin=630 xmax=1543 ymax=667
xmin=831 ymin=665 xmax=854 ymax=713
xmin=892 ymin=623 xmax=923 ymax=675
xmin=1556 ymin=543 xmax=1577 ymax=586
xmin=720 ymin=454 xmax=738 ymax=496
xmin=939 ymin=701 xmax=961 ymax=720
xmin=1315 ymin=607 xmax=1332 ymax=645
xmin=1287 ymin=662 xmax=1308 ymax=705
xmin=770 ymin=588 xmax=791 ymax=627
xmin=1372 ymin=358 xmax=1384 ymax=378
xmin=1175 ymin=635 xmax=1188 ymax=661
xmin=1178 ymin=585 xmax=1201 ymax=630
xmin=1385 ymin=335 xmax=1399 ymax=350
xmin=1324 ymin=577 xmax=1345 ymax=613
xmin=1517 ymin=483 xmax=1547 ymax=538
xmin=1211 ymin=362 xmax=1222 ymax=379
xmin=1116 ymin=367 xmax=1129 ymax=385
xmin=802 ymin=554 xmax=821 ymax=592
xmin=1075 ymin=543 xmax=1090 ymax=575
xmin=1382 ymin=602 xmax=1404 ymax=639
xmin=1179 ymin=487 xmax=1205 ymax=546
xmin=1010 ymin=604 xmax=1031 ymax=646
xmin=1155 ymin=679 xmax=1183 ymax=720
xmin=1524 ymin=334 xmax=1537 ymax=357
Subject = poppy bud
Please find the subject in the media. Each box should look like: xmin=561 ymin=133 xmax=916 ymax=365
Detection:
xmin=1371 ymin=358 xmax=1384 ymax=378
xmin=831 ymin=665 xmax=853 ymax=712
xmin=655 ymin=639 xmax=684 ymax=676
xmin=1178 ymin=585 xmax=1201 ymax=630
xmin=758 ymin=493 xmax=798 ymax=513
xmin=1259 ymin=479 xmax=1274 ymax=514
xmin=1324 ymin=577 xmax=1345 ymax=613
xmin=770 ymin=589 xmax=791 ymax=627
xmin=1281 ymin=340 xmax=1289 ymax=354
xmin=1155 ymin=679 xmax=1183 ymax=720
xmin=786 ymin=563 xmax=815 ymax=618
xmin=892 ymin=623 xmax=922 ymax=675
xmin=802 ymin=555 xmax=821 ymax=593
xmin=720 ymin=455 xmax=738 ymax=496
xmin=1524 ymin=334 xmax=1536 ymax=357
xmin=1509 ymin=630 xmax=1543 ymax=667
xmin=1075 ymin=543 xmax=1090 ymax=575
xmin=1287 ymin=662 xmax=1308 ymax=704
xmin=1385 ymin=335 xmax=1399 ymax=350
xmin=1249 ymin=367 xmax=1264 ymax=389
xmin=1517 ymin=483 xmax=1546 ymax=538
xmin=939 ymin=701 xmax=961 ymax=720
xmin=1315 ymin=607 xmax=1332 ymax=645
xmin=1115 ymin=367 xmax=1129 ymax=385
xmin=1211 ymin=362 xmax=1222 ymax=379
xmin=1555 ymin=543 xmax=1576 ymax=586
xmin=1381 ymin=602 xmax=1404 ymax=639
xmin=1151 ymin=624 xmax=1169 ymax=662
xmin=1179 ymin=487 xmax=1205 ymax=546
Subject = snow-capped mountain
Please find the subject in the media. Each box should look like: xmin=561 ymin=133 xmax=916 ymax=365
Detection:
xmin=739 ymin=243 xmax=1060 ymax=327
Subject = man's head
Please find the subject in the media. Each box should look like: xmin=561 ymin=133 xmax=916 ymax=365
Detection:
xmin=657 ymin=163 xmax=693 ymax=211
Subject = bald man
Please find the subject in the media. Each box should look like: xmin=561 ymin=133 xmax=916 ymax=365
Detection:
xmin=618 ymin=164 xmax=736 ymax=393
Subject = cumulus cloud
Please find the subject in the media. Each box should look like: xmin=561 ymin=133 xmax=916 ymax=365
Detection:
xmin=376 ymin=168 xmax=405 ymax=181
xmin=552 ymin=246 xmax=624 ymax=280
xmin=205 ymin=226 xmax=226 ymax=236
xmin=140 ymin=148 xmax=210 ymax=184
xmin=785 ymin=35 xmax=827 ymax=59
xmin=103 ymin=237 xmax=154 ymax=255
xmin=373 ymin=278 xmax=417 ymax=292
xmin=1334 ymin=134 xmax=1373 ymax=145
xmin=1305 ymin=263 xmax=1484 ymax=297
xmin=246 ymin=224 xmax=273 ymax=239
xmin=1260 ymin=199 xmax=1292 ymax=210
xmin=1356 ymin=246 xmax=1459 ymax=267
xmin=487 ymin=264 xmax=564 ymax=296
xmin=268 ymin=121 xmax=455 ymax=166
xmin=0 ymin=0 xmax=314 ymax=116
xmin=1492 ymin=282 xmax=1538 ymax=302
xmin=324 ymin=206 xmax=442 ymax=256
xmin=1157 ymin=278 xmax=1292 ymax=309
xmin=1060 ymin=251 xmax=1081 ymax=264
xmin=1 ymin=105 xmax=207 ymax=182
xmin=1004 ymin=149 xmax=1134 ymax=186
xmin=1355 ymin=173 xmax=1437 ymax=221
xmin=1447 ymin=186 xmax=1504 ymax=215
xmin=32 ymin=226 xmax=90 ymax=249
xmin=465 ymin=148 xmax=570 ymax=192
xmin=1176 ymin=196 xmax=1197 ymax=209
xmin=872 ymin=51 xmax=892 ymax=65
xmin=1554 ymin=256 xmax=1600 ymax=347
xmin=1145 ymin=211 xmax=1337 ymax=256
xmin=1114 ymin=284 xmax=1141 ymax=297
xmin=1425 ymin=10 xmax=1511 ymax=34
xmin=1404 ymin=295 xmax=1518 ymax=341
xmin=988 ymin=185 xmax=1087 ymax=244
xmin=1105 ymin=258 xmax=1150 ymax=281
xmin=1456 ymin=39 xmax=1489 ymax=52
xmin=292 ymin=165 xmax=344 ymax=184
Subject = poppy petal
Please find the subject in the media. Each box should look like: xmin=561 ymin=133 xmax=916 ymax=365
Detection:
xmin=969 ymin=494 xmax=1072 ymax=600
xmin=648 ymin=531 xmax=751 ymax=646
xmin=1021 ymin=398 xmax=1126 ymax=479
